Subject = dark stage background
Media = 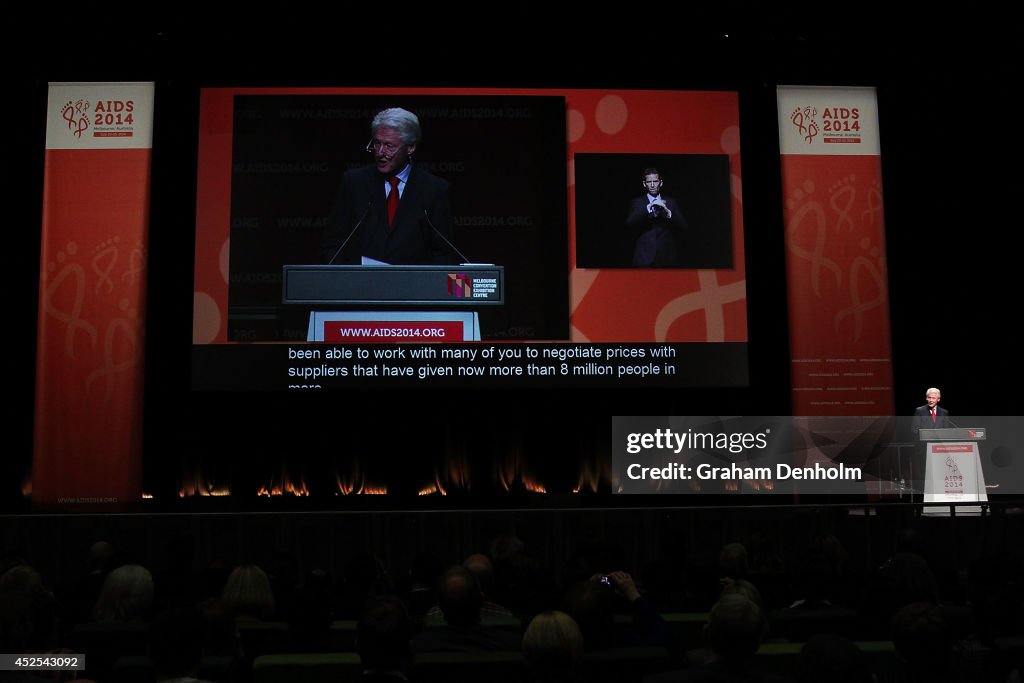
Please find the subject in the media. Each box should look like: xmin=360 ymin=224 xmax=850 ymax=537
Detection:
xmin=4 ymin=20 xmax=1020 ymax=515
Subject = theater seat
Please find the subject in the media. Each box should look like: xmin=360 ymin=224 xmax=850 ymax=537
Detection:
xmin=414 ymin=651 xmax=526 ymax=683
xmin=110 ymin=654 xmax=237 ymax=683
xmin=581 ymin=646 xmax=674 ymax=683
xmin=70 ymin=621 xmax=150 ymax=682
xmin=753 ymin=640 xmax=899 ymax=678
xmin=251 ymin=653 xmax=362 ymax=683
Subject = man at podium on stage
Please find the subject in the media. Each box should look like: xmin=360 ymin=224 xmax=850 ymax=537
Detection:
xmin=322 ymin=107 xmax=459 ymax=266
xmin=913 ymin=387 xmax=951 ymax=436
xmin=908 ymin=387 xmax=951 ymax=488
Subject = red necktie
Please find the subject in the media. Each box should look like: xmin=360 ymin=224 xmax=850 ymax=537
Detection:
xmin=387 ymin=176 xmax=400 ymax=227
xmin=931 ymin=408 xmax=936 ymax=424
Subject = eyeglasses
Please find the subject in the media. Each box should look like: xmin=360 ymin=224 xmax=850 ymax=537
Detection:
xmin=366 ymin=139 xmax=403 ymax=155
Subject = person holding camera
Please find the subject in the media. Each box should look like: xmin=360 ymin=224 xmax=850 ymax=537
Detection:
xmin=625 ymin=167 xmax=687 ymax=267
xmin=562 ymin=571 xmax=669 ymax=650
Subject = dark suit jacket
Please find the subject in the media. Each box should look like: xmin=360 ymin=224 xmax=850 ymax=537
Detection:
xmin=323 ymin=164 xmax=458 ymax=265
xmin=913 ymin=404 xmax=951 ymax=437
xmin=626 ymin=195 xmax=687 ymax=267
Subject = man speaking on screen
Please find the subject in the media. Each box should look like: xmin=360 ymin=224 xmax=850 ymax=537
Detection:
xmin=322 ymin=107 xmax=459 ymax=265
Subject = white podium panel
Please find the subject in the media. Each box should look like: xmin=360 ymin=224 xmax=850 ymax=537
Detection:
xmin=306 ymin=311 xmax=481 ymax=342
xmin=923 ymin=441 xmax=987 ymax=514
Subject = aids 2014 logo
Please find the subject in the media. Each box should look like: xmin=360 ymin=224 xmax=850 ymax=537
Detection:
xmin=790 ymin=105 xmax=819 ymax=144
xmin=61 ymin=99 xmax=90 ymax=139
xmin=791 ymin=105 xmax=862 ymax=145
xmin=59 ymin=97 xmax=137 ymax=141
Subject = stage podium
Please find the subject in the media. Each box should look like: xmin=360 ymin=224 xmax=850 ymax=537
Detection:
xmin=282 ymin=264 xmax=504 ymax=342
xmin=919 ymin=426 xmax=988 ymax=513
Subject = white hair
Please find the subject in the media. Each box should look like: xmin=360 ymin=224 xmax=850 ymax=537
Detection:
xmin=371 ymin=107 xmax=421 ymax=145
xmin=93 ymin=564 xmax=154 ymax=621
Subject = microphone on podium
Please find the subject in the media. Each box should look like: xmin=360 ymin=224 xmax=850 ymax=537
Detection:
xmin=327 ymin=202 xmax=372 ymax=265
xmin=423 ymin=209 xmax=471 ymax=264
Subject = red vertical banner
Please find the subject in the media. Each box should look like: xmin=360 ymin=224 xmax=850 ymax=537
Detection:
xmin=32 ymin=82 xmax=154 ymax=508
xmin=777 ymin=86 xmax=894 ymax=416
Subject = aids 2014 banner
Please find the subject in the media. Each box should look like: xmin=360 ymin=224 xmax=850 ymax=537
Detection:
xmin=32 ymin=82 xmax=154 ymax=508
xmin=777 ymin=86 xmax=894 ymax=417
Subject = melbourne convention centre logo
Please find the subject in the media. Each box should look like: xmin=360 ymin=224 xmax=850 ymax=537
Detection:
xmin=447 ymin=273 xmax=472 ymax=298
xmin=60 ymin=99 xmax=91 ymax=140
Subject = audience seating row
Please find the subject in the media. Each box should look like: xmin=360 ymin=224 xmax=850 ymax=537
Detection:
xmin=97 ymin=640 xmax=1024 ymax=683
